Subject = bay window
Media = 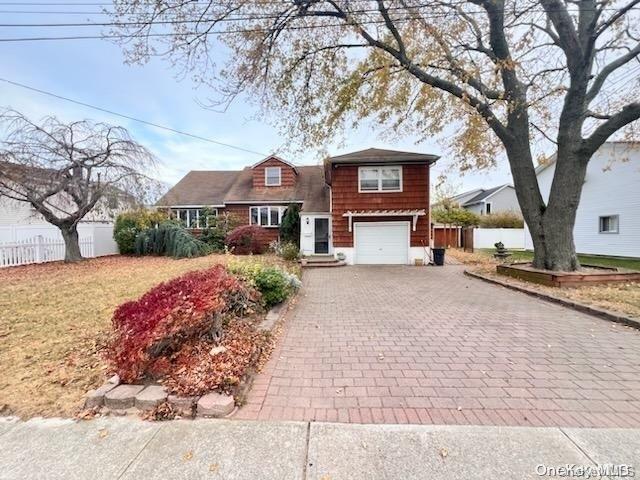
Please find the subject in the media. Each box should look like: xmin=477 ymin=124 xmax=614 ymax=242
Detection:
xmin=359 ymin=166 xmax=402 ymax=192
xmin=171 ymin=208 xmax=217 ymax=229
xmin=249 ymin=206 xmax=286 ymax=227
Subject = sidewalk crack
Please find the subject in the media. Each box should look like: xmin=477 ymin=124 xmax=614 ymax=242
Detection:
xmin=559 ymin=427 xmax=598 ymax=467
xmin=301 ymin=421 xmax=311 ymax=480
xmin=116 ymin=423 xmax=164 ymax=479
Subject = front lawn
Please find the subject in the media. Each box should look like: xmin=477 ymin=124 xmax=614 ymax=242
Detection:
xmin=477 ymin=249 xmax=640 ymax=271
xmin=450 ymin=249 xmax=640 ymax=319
xmin=0 ymin=254 xmax=293 ymax=418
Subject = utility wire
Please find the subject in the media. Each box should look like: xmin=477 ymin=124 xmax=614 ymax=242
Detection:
xmin=0 ymin=78 xmax=266 ymax=156
xmin=1 ymin=6 xmax=638 ymax=42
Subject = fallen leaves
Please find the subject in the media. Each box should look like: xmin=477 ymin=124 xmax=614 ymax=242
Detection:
xmin=0 ymin=254 xmax=286 ymax=419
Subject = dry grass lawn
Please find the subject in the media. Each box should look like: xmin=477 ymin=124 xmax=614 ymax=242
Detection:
xmin=449 ymin=249 xmax=640 ymax=319
xmin=0 ymin=254 xmax=290 ymax=419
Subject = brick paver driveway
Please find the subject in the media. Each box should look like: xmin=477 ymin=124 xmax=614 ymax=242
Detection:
xmin=236 ymin=266 xmax=640 ymax=427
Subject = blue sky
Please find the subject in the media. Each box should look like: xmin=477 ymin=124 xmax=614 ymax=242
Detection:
xmin=0 ymin=3 xmax=513 ymax=194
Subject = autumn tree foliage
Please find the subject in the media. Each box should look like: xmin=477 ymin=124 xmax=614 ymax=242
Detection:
xmin=112 ymin=1 xmax=640 ymax=271
xmin=107 ymin=265 xmax=264 ymax=393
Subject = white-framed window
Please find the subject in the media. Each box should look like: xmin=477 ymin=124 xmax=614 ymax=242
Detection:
xmin=485 ymin=202 xmax=492 ymax=215
xmin=599 ymin=215 xmax=619 ymax=234
xmin=171 ymin=208 xmax=217 ymax=229
xmin=250 ymin=206 xmax=286 ymax=227
xmin=358 ymin=166 xmax=402 ymax=193
xmin=265 ymin=167 xmax=282 ymax=186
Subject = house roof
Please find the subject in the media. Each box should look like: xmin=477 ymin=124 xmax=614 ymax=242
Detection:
xmin=461 ymin=184 xmax=510 ymax=205
xmin=156 ymin=164 xmax=330 ymax=212
xmin=251 ymin=155 xmax=299 ymax=174
xmin=155 ymin=170 xmax=239 ymax=206
xmin=224 ymin=165 xmax=329 ymax=212
xmin=327 ymin=148 xmax=440 ymax=165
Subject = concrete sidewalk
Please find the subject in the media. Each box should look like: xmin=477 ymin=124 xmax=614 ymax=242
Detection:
xmin=0 ymin=417 xmax=638 ymax=479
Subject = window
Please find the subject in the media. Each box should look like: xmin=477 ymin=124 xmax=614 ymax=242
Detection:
xmin=249 ymin=206 xmax=286 ymax=227
xmin=358 ymin=166 xmax=402 ymax=192
xmin=171 ymin=208 xmax=216 ymax=229
xmin=485 ymin=203 xmax=492 ymax=215
xmin=599 ymin=215 xmax=619 ymax=233
xmin=265 ymin=167 xmax=282 ymax=186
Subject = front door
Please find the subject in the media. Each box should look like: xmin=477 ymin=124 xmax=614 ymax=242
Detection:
xmin=314 ymin=218 xmax=329 ymax=254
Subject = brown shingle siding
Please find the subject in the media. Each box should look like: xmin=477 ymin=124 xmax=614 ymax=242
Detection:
xmin=331 ymin=164 xmax=430 ymax=247
xmin=252 ymin=157 xmax=297 ymax=189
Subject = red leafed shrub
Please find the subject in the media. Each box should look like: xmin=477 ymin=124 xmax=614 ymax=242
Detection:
xmin=106 ymin=265 xmax=261 ymax=384
xmin=225 ymin=225 xmax=265 ymax=255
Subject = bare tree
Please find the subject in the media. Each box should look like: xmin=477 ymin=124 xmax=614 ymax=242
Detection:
xmin=0 ymin=110 xmax=157 ymax=262
xmin=111 ymin=0 xmax=640 ymax=270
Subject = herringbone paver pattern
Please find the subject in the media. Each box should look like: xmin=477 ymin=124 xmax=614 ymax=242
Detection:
xmin=235 ymin=266 xmax=640 ymax=427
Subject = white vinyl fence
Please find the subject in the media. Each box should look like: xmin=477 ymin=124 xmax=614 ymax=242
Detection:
xmin=0 ymin=235 xmax=94 ymax=268
xmin=0 ymin=223 xmax=118 ymax=268
xmin=473 ymin=228 xmax=526 ymax=249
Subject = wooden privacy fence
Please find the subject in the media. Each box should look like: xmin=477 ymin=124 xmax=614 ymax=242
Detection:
xmin=0 ymin=235 xmax=94 ymax=268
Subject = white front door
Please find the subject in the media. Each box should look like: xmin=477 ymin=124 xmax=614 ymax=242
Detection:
xmin=354 ymin=222 xmax=409 ymax=265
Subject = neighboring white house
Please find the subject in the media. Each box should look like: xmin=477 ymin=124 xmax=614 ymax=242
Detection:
xmin=0 ymin=185 xmax=126 ymax=264
xmin=525 ymin=141 xmax=640 ymax=258
xmin=451 ymin=184 xmax=521 ymax=216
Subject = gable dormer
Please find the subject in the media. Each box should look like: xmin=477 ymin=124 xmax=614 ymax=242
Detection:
xmin=251 ymin=156 xmax=298 ymax=189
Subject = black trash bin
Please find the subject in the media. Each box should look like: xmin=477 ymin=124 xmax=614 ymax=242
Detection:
xmin=432 ymin=248 xmax=445 ymax=266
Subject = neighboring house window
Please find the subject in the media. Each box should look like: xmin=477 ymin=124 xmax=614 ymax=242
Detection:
xmin=358 ymin=166 xmax=402 ymax=192
xmin=599 ymin=215 xmax=619 ymax=234
xmin=265 ymin=167 xmax=282 ymax=186
xmin=250 ymin=206 xmax=286 ymax=227
xmin=172 ymin=208 xmax=217 ymax=229
xmin=485 ymin=203 xmax=492 ymax=214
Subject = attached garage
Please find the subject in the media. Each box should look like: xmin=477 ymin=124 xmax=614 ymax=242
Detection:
xmin=353 ymin=222 xmax=410 ymax=264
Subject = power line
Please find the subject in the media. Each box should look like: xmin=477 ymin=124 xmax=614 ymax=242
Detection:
xmin=0 ymin=78 xmax=266 ymax=156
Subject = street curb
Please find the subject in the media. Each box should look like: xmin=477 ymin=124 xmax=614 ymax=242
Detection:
xmin=464 ymin=269 xmax=640 ymax=330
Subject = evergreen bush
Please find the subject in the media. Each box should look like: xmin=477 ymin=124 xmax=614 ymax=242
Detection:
xmin=135 ymin=221 xmax=211 ymax=258
xmin=279 ymin=204 xmax=301 ymax=246
xmin=113 ymin=209 xmax=167 ymax=254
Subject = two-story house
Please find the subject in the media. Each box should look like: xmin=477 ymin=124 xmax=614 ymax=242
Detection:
xmin=156 ymin=148 xmax=439 ymax=265
xmin=525 ymin=141 xmax=640 ymax=258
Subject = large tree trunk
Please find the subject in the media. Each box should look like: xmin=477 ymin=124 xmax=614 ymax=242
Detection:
xmin=504 ymin=133 xmax=588 ymax=272
xmin=518 ymin=148 xmax=588 ymax=272
xmin=60 ymin=223 xmax=83 ymax=263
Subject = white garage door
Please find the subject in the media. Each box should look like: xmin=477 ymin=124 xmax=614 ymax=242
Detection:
xmin=354 ymin=222 xmax=409 ymax=265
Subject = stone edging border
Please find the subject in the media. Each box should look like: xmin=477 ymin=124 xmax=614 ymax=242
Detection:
xmin=464 ymin=269 xmax=640 ymax=330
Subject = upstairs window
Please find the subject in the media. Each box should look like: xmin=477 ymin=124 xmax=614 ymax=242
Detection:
xmin=265 ymin=167 xmax=282 ymax=186
xmin=599 ymin=215 xmax=619 ymax=233
xmin=250 ymin=206 xmax=286 ymax=227
xmin=358 ymin=166 xmax=402 ymax=192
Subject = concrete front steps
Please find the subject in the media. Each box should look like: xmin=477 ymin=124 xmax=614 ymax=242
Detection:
xmin=301 ymin=255 xmax=346 ymax=268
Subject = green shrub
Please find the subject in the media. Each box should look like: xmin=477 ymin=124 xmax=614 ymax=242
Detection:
xmin=114 ymin=209 xmax=167 ymax=254
xmin=280 ymin=242 xmax=300 ymax=261
xmin=279 ymin=204 xmax=301 ymax=246
xmin=254 ymin=267 xmax=291 ymax=307
xmin=135 ymin=222 xmax=212 ymax=258
xmin=227 ymin=258 xmax=301 ymax=307
xmin=479 ymin=211 xmax=524 ymax=228
xmin=198 ymin=212 xmax=243 ymax=251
